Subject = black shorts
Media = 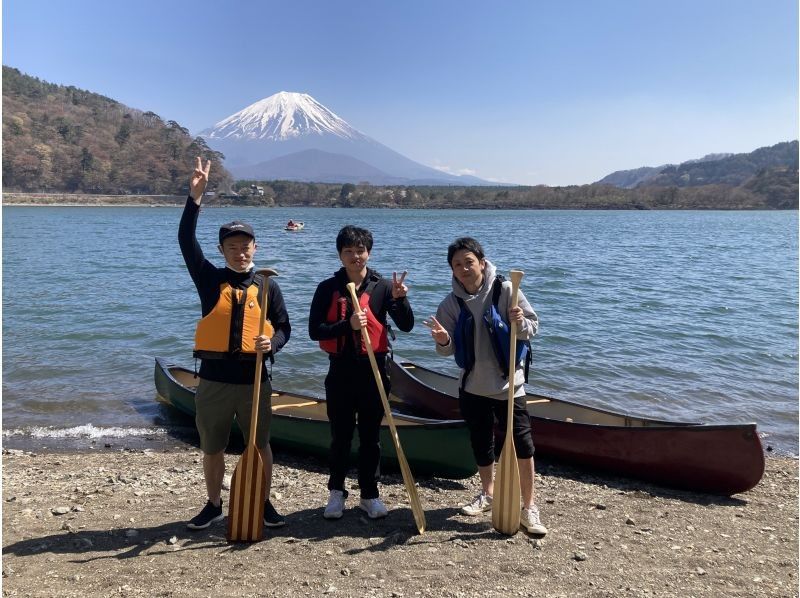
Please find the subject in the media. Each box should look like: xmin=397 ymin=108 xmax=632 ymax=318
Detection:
xmin=458 ymin=389 xmax=535 ymax=467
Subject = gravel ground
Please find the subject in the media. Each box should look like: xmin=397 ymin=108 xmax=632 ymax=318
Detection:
xmin=1 ymin=447 xmax=797 ymax=597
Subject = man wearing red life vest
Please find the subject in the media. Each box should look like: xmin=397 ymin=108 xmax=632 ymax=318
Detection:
xmin=308 ymin=225 xmax=414 ymax=520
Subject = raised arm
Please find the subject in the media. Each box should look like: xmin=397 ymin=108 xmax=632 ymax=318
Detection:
xmin=179 ymin=158 xmax=213 ymax=284
xmin=189 ymin=157 xmax=211 ymax=205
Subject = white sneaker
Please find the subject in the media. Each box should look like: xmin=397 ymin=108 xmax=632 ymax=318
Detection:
xmin=520 ymin=505 xmax=548 ymax=536
xmin=359 ymin=497 xmax=388 ymax=519
xmin=324 ymin=490 xmax=346 ymax=520
xmin=460 ymin=492 xmax=493 ymax=516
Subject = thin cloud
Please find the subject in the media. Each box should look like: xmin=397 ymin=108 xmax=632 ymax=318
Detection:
xmin=432 ymin=165 xmax=477 ymax=176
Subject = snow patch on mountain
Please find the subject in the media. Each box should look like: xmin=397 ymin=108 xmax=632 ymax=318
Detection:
xmin=202 ymin=92 xmax=365 ymax=141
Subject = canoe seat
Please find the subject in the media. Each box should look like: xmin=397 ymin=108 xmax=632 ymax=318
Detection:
xmin=272 ymin=401 xmax=319 ymax=411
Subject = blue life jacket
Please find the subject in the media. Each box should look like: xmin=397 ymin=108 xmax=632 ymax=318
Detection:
xmin=453 ymin=275 xmax=532 ymax=389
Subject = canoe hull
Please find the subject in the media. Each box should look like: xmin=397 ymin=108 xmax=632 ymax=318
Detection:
xmin=154 ymin=358 xmax=477 ymax=479
xmin=388 ymin=358 xmax=765 ymax=495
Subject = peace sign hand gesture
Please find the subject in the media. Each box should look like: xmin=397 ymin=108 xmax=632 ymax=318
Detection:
xmin=423 ymin=315 xmax=450 ymax=347
xmin=391 ymin=270 xmax=409 ymax=299
xmin=190 ymin=156 xmax=211 ymax=204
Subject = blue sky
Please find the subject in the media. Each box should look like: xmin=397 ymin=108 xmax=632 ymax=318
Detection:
xmin=3 ymin=0 xmax=797 ymax=185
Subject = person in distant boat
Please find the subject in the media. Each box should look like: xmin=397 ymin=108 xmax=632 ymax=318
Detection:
xmin=423 ymin=237 xmax=547 ymax=536
xmin=287 ymin=220 xmax=294 ymax=227
xmin=179 ymin=157 xmax=291 ymax=531
xmin=308 ymin=225 xmax=414 ymax=520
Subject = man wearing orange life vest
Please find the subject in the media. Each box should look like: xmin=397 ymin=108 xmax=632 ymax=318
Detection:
xmin=308 ymin=225 xmax=414 ymax=520
xmin=179 ymin=157 xmax=291 ymax=531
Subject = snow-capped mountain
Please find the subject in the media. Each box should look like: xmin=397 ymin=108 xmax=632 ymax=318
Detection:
xmin=204 ymin=92 xmax=367 ymax=142
xmin=200 ymin=92 xmax=492 ymax=185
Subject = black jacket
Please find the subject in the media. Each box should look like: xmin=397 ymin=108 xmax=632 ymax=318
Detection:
xmin=308 ymin=267 xmax=413 ymax=358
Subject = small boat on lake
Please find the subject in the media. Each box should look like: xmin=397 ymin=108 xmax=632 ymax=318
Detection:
xmin=387 ymin=357 xmax=765 ymax=495
xmin=285 ymin=220 xmax=304 ymax=231
xmin=153 ymin=358 xmax=476 ymax=479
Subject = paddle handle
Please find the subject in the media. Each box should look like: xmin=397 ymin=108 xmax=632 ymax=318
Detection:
xmin=346 ymin=282 xmax=426 ymax=534
xmin=507 ymin=270 xmax=523 ymax=419
xmin=248 ymin=277 xmax=270 ymax=444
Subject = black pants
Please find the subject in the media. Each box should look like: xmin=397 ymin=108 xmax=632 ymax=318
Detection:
xmin=324 ymin=355 xmax=388 ymax=499
xmin=458 ymin=389 xmax=535 ymax=468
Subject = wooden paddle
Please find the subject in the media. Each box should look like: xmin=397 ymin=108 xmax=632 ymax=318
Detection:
xmin=227 ymin=268 xmax=278 ymax=542
xmin=345 ymin=282 xmax=426 ymax=534
xmin=491 ymin=270 xmax=524 ymax=535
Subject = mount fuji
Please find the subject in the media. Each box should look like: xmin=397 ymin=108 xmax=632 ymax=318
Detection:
xmin=199 ymin=92 xmax=491 ymax=185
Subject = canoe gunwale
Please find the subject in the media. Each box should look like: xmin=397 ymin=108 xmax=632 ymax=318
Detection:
xmin=392 ymin=358 xmax=760 ymax=431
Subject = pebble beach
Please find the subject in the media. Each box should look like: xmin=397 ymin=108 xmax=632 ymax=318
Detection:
xmin=2 ymin=447 xmax=797 ymax=597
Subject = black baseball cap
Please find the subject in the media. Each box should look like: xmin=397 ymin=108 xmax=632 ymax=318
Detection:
xmin=219 ymin=221 xmax=255 ymax=243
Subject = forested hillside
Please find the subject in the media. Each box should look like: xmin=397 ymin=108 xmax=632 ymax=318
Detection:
xmin=2 ymin=66 xmax=232 ymax=194
xmin=641 ymin=141 xmax=798 ymax=188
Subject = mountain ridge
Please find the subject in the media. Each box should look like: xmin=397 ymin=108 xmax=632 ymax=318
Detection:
xmin=597 ymin=142 xmax=797 ymax=188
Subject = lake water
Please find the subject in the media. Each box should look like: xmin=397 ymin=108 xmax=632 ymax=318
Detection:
xmin=2 ymin=205 xmax=797 ymax=454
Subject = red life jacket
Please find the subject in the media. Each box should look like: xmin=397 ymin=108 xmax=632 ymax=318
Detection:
xmin=318 ymin=279 xmax=389 ymax=355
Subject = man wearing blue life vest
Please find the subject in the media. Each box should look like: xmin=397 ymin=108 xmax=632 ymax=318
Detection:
xmin=308 ymin=225 xmax=414 ymax=520
xmin=179 ymin=157 xmax=291 ymax=531
xmin=424 ymin=237 xmax=547 ymax=536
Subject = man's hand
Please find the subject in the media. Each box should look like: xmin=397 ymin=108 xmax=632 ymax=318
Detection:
xmin=190 ymin=156 xmax=211 ymax=205
xmin=254 ymin=335 xmax=272 ymax=354
xmin=391 ymin=270 xmax=409 ymax=299
xmin=350 ymin=307 xmax=369 ymax=331
xmin=508 ymin=306 xmax=524 ymax=326
xmin=423 ymin=316 xmax=450 ymax=346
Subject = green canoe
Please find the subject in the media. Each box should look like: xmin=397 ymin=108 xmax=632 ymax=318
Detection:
xmin=153 ymin=358 xmax=477 ymax=479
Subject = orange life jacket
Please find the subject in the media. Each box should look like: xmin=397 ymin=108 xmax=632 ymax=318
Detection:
xmin=194 ymin=280 xmax=273 ymax=360
xmin=318 ymin=281 xmax=389 ymax=355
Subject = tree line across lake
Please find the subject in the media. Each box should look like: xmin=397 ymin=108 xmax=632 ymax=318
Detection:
xmin=222 ymin=173 xmax=797 ymax=210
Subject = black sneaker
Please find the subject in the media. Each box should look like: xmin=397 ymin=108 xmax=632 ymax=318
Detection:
xmin=264 ymin=500 xmax=286 ymax=527
xmin=187 ymin=500 xmax=224 ymax=530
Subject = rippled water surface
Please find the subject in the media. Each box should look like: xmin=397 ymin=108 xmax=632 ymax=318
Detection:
xmin=3 ymin=206 xmax=797 ymax=453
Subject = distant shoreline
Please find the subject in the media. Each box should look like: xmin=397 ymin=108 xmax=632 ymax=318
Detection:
xmin=3 ymin=192 xmax=797 ymax=210
xmin=2 ymin=193 xmax=189 ymax=207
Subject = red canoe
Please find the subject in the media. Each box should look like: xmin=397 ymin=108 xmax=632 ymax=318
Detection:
xmin=388 ymin=357 xmax=765 ymax=495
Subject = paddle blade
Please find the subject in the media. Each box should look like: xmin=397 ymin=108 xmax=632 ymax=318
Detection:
xmin=492 ymin=438 xmax=521 ymax=535
xmin=392 ymin=432 xmax=427 ymax=534
xmin=226 ymin=446 xmax=267 ymax=542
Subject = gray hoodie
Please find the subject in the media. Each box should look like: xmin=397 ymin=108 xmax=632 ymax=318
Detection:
xmin=435 ymin=260 xmax=538 ymax=400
